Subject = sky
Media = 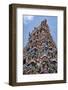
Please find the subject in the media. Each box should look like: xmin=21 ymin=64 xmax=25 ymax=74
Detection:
xmin=23 ymin=15 xmax=57 ymax=47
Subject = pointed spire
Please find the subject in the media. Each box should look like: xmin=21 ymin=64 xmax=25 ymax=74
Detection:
xmin=29 ymin=32 xmax=31 ymax=38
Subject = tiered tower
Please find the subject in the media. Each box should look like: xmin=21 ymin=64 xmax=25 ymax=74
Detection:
xmin=23 ymin=19 xmax=57 ymax=74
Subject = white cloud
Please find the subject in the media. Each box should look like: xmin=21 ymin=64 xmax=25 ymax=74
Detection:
xmin=25 ymin=16 xmax=34 ymax=20
xmin=24 ymin=16 xmax=34 ymax=24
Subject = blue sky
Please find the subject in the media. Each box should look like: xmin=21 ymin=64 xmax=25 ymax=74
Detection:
xmin=23 ymin=15 xmax=57 ymax=47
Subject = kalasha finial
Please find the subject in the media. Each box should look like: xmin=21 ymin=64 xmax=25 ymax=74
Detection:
xmin=41 ymin=19 xmax=48 ymax=27
xmin=45 ymin=19 xmax=48 ymax=27
xmin=45 ymin=19 xmax=47 ymax=24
